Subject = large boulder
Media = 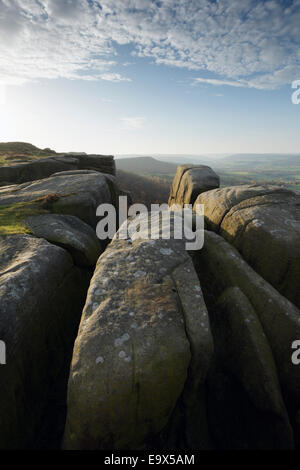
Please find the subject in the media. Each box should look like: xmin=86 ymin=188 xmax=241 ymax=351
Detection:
xmin=0 ymin=170 xmax=119 ymax=229
xmin=206 ymin=286 xmax=293 ymax=449
xmin=168 ymin=165 xmax=220 ymax=208
xmin=63 ymin=213 xmax=213 ymax=450
xmin=0 ymin=154 xmax=115 ymax=185
xmin=195 ymin=184 xmax=300 ymax=308
xmin=193 ymin=230 xmax=300 ymax=412
xmin=24 ymin=214 xmax=102 ymax=267
xmin=0 ymin=234 xmax=91 ymax=449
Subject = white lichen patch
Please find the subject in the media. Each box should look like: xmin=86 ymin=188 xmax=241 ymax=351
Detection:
xmin=194 ymin=286 xmax=201 ymax=292
xmin=114 ymin=333 xmax=130 ymax=347
xmin=160 ymin=248 xmax=174 ymax=256
xmin=96 ymin=356 xmax=104 ymax=364
xmin=134 ymin=270 xmax=146 ymax=278
xmin=252 ymin=219 xmax=264 ymax=228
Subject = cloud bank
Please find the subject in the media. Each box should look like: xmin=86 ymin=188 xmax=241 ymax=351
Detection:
xmin=0 ymin=0 xmax=300 ymax=89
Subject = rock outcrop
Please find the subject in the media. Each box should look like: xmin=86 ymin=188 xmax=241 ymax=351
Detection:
xmin=0 ymin=154 xmax=115 ymax=185
xmin=24 ymin=214 xmax=102 ymax=267
xmin=0 ymin=170 xmax=118 ymax=229
xmin=168 ymin=165 xmax=220 ymax=208
xmin=193 ymin=231 xmax=300 ymax=418
xmin=194 ymin=184 xmax=300 ymax=308
xmin=1 ymin=153 xmax=300 ymax=451
xmin=206 ymin=286 xmax=293 ymax=449
xmin=0 ymin=235 xmax=91 ymax=449
xmin=0 ymin=153 xmax=121 ymax=449
xmin=63 ymin=213 xmax=213 ymax=450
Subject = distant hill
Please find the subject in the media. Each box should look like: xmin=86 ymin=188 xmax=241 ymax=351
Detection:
xmin=117 ymin=170 xmax=171 ymax=208
xmin=116 ymin=156 xmax=177 ymax=176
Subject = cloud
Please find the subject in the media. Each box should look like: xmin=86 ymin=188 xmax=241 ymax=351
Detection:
xmin=99 ymin=73 xmax=131 ymax=82
xmin=120 ymin=116 xmax=146 ymax=130
xmin=0 ymin=1 xmax=299 ymax=89
xmin=193 ymin=78 xmax=248 ymax=88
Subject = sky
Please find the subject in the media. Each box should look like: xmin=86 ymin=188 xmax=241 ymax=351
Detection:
xmin=0 ymin=0 xmax=300 ymax=155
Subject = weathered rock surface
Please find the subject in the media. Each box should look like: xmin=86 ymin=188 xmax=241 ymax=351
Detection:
xmin=24 ymin=214 xmax=102 ymax=267
xmin=206 ymin=286 xmax=293 ymax=449
xmin=193 ymin=230 xmax=300 ymax=413
xmin=194 ymin=184 xmax=300 ymax=308
xmin=0 ymin=234 xmax=91 ymax=449
xmin=63 ymin=213 xmax=213 ymax=450
xmin=0 ymin=170 xmax=118 ymax=229
xmin=0 ymin=154 xmax=115 ymax=185
xmin=168 ymin=165 xmax=220 ymax=208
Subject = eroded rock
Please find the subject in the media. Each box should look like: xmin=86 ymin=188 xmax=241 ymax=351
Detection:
xmin=168 ymin=165 xmax=219 ymax=208
xmin=206 ymin=286 xmax=293 ymax=449
xmin=194 ymin=184 xmax=300 ymax=308
xmin=0 ymin=170 xmax=118 ymax=229
xmin=0 ymin=234 xmax=91 ymax=449
xmin=193 ymin=230 xmax=300 ymax=411
xmin=0 ymin=154 xmax=115 ymax=185
xmin=63 ymin=213 xmax=213 ymax=450
xmin=24 ymin=214 xmax=102 ymax=267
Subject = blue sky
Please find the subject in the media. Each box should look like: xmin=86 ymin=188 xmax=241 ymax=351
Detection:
xmin=0 ymin=0 xmax=299 ymax=154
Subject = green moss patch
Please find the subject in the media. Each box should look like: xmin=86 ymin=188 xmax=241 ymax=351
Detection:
xmin=0 ymin=200 xmax=51 ymax=235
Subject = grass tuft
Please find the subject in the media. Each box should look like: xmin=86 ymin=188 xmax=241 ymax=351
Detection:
xmin=0 ymin=198 xmax=56 ymax=235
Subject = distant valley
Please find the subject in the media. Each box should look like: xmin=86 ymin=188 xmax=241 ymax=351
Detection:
xmin=116 ymin=153 xmax=300 ymax=194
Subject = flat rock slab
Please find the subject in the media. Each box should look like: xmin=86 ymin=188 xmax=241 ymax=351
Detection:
xmin=169 ymin=165 xmax=220 ymax=207
xmin=195 ymin=184 xmax=300 ymax=308
xmin=24 ymin=214 xmax=102 ymax=267
xmin=63 ymin=213 xmax=213 ymax=450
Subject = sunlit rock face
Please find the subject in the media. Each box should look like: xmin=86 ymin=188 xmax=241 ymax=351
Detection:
xmin=168 ymin=164 xmax=220 ymax=208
